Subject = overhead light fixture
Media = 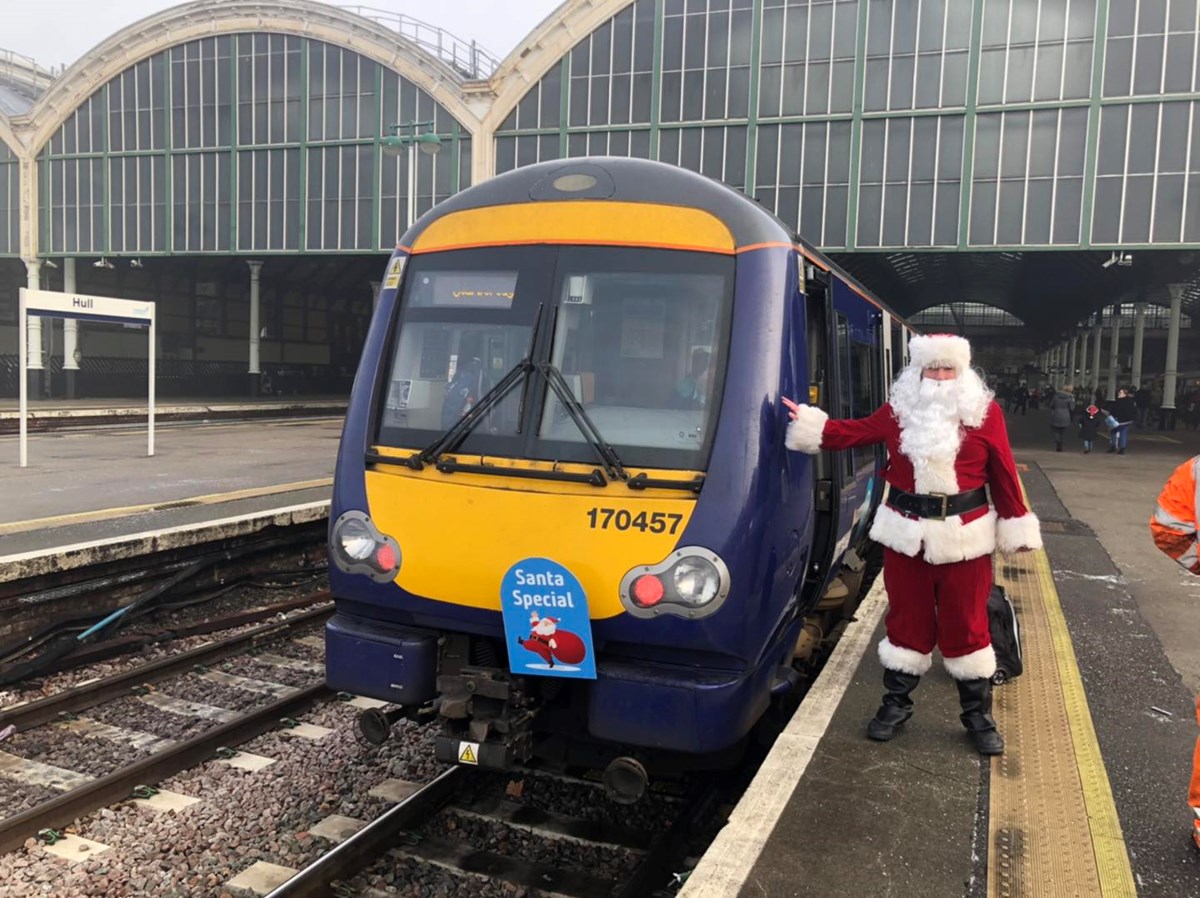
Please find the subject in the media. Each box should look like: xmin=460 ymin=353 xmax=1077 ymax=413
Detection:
xmin=130 ymin=258 xmax=144 ymax=269
xmin=1102 ymin=251 xmax=1133 ymax=269
xmin=93 ymin=257 xmax=114 ymax=270
xmin=42 ymin=258 xmax=58 ymax=269
xmin=380 ymin=120 xmax=443 ymax=157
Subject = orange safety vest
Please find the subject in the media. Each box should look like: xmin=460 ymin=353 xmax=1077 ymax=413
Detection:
xmin=1151 ymin=454 xmax=1200 ymax=574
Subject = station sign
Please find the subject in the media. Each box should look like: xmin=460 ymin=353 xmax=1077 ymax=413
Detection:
xmin=22 ymin=289 xmax=153 ymax=326
xmin=17 ymin=288 xmax=156 ymax=468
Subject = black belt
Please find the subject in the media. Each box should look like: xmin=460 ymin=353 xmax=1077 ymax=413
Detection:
xmin=887 ymin=486 xmax=988 ymax=521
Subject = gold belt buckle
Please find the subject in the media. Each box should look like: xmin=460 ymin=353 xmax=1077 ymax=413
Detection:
xmin=927 ymin=492 xmax=949 ymax=520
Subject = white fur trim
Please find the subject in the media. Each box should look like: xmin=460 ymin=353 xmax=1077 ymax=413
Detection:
xmin=996 ymin=512 xmax=1043 ymax=554
xmin=868 ymin=503 xmax=997 ymax=563
xmin=908 ymin=333 xmax=972 ymax=372
xmin=784 ymin=405 xmax=829 ymax=454
xmin=878 ymin=637 xmax=933 ymax=675
xmin=921 ymin=509 xmax=997 ymax=565
xmin=944 ymin=645 xmax=997 ymax=681
xmin=869 ymin=503 xmax=924 ymax=557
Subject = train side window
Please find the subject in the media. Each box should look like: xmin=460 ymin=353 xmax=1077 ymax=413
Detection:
xmin=850 ymin=336 xmax=881 ymax=473
xmin=835 ymin=314 xmax=854 ymax=480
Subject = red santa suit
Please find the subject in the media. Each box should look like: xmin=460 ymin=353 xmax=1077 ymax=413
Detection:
xmin=785 ymin=334 xmax=1042 ymax=681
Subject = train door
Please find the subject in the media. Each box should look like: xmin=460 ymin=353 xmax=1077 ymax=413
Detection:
xmin=801 ymin=263 xmax=843 ymax=595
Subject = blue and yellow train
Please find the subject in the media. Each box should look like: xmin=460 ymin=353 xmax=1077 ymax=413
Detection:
xmin=326 ymin=157 xmax=910 ymax=797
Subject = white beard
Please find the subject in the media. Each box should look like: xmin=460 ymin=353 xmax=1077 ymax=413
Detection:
xmin=888 ymin=367 xmax=993 ymax=494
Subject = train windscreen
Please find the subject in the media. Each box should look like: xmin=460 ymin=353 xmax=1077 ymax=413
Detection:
xmin=376 ymin=245 xmax=733 ymax=470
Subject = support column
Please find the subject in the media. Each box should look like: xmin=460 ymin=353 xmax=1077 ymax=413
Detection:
xmin=248 ymin=260 xmax=263 ymax=396
xmin=1090 ymin=320 xmax=1103 ymax=397
xmin=1078 ymin=329 xmax=1089 ymax=389
xmin=1051 ymin=346 xmax=1062 ymax=388
xmin=1131 ymin=301 xmax=1146 ymax=389
xmin=1066 ymin=336 xmax=1077 ymax=388
xmin=1163 ymin=284 xmax=1183 ymax=430
xmin=63 ymin=258 xmax=79 ymax=399
xmin=24 ymin=259 xmax=43 ymax=398
xmin=1107 ymin=306 xmax=1121 ymax=401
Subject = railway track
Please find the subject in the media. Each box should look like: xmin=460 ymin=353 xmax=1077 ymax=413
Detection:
xmin=0 ymin=606 xmax=331 ymax=853
xmin=266 ymin=766 xmax=719 ymax=898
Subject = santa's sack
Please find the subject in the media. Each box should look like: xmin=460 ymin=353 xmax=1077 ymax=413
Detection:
xmin=988 ymin=584 xmax=1023 ymax=685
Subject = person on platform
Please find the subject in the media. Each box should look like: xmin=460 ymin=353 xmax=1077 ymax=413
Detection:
xmin=1107 ymin=387 xmax=1137 ymax=454
xmin=782 ymin=333 xmax=1042 ymax=755
xmin=1148 ymin=456 xmax=1200 ymax=849
xmin=1078 ymin=404 xmax=1103 ymax=454
xmin=1048 ymin=384 xmax=1076 ymax=452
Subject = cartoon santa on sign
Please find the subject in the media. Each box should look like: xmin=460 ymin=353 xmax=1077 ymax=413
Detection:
xmin=516 ymin=611 xmax=587 ymax=669
xmin=783 ymin=333 xmax=1041 ymax=755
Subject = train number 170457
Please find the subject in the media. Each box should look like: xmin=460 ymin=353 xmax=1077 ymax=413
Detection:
xmin=585 ymin=508 xmax=683 ymax=534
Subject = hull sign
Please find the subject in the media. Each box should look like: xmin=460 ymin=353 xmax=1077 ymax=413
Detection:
xmin=500 ymin=558 xmax=596 ymax=680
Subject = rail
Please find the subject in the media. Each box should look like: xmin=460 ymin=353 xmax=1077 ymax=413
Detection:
xmin=0 ymin=683 xmax=330 ymax=853
xmin=338 ymin=6 xmax=500 ymax=80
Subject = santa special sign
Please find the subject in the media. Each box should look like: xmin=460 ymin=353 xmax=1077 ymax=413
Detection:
xmin=500 ymin=558 xmax=596 ymax=680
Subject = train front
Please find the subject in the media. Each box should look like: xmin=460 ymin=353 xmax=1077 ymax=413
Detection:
xmin=326 ymin=160 xmax=805 ymax=785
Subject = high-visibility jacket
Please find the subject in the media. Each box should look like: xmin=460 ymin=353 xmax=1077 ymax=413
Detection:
xmin=1150 ymin=455 xmax=1200 ymax=574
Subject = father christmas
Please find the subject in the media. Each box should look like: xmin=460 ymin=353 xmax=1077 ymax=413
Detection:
xmin=783 ymin=333 xmax=1041 ymax=755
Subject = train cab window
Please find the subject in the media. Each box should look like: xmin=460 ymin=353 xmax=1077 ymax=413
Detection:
xmin=376 ymin=251 xmax=544 ymax=453
xmin=536 ymin=248 xmax=733 ymax=468
xmin=374 ymin=245 xmax=732 ymax=470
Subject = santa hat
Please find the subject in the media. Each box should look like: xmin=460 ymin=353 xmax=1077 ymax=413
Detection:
xmin=908 ymin=333 xmax=972 ymax=373
xmin=1086 ymin=404 xmax=1099 ymax=415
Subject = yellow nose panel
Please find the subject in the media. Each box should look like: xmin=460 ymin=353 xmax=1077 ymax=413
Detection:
xmin=363 ymin=461 xmax=699 ymax=620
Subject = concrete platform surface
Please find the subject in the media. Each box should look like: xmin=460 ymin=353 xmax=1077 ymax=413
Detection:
xmin=684 ymin=406 xmax=1200 ymax=898
xmin=0 ymin=417 xmax=339 ymax=556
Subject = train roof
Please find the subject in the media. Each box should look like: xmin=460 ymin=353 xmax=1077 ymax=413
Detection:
xmin=406 ymin=157 xmax=789 ymax=249
xmin=403 ymin=156 xmax=904 ymax=325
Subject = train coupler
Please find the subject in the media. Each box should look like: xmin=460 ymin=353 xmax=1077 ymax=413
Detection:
xmin=435 ymin=662 xmax=536 ymax=769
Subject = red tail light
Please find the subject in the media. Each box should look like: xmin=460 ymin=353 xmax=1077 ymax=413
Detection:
xmin=632 ymin=574 xmax=665 ymax=607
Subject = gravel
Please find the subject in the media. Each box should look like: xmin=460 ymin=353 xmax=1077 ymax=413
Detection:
xmin=0 ymin=618 xmax=326 ymax=712
xmin=0 ymin=779 xmax=62 ymax=820
xmin=0 ymin=726 xmax=153 ymax=780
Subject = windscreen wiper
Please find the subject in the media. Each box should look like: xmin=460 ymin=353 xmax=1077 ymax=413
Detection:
xmin=390 ymin=304 xmax=547 ymax=470
xmin=401 ymin=359 xmax=533 ymax=469
xmin=539 ymin=362 xmax=627 ymax=483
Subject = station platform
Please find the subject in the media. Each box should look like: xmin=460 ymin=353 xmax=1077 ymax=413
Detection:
xmin=684 ymin=410 xmax=1200 ymax=898
xmin=3 ymin=394 xmax=1200 ymax=896
xmin=0 ymin=394 xmax=346 ymax=434
xmin=0 ymin=403 xmax=340 ymax=564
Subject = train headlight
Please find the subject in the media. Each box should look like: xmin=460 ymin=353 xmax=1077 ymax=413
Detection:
xmin=337 ymin=517 xmax=375 ymax=561
xmin=620 ymin=547 xmax=730 ymax=620
xmin=330 ymin=511 xmax=401 ymax=583
xmin=673 ymin=557 xmax=721 ymax=605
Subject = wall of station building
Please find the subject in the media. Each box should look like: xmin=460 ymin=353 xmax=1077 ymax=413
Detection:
xmin=3 ymin=0 xmax=1200 ymax=398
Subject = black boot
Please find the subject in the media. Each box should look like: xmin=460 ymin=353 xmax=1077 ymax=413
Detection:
xmin=867 ymin=670 xmax=921 ymax=741
xmin=956 ymin=678 xmax=1004 ymax=755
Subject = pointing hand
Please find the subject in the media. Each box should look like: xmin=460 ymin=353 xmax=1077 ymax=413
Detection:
xmin=781 ymin=396 xmax=802 ymax=421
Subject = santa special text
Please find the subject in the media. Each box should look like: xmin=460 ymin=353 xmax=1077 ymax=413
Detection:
xmin=510 ymin=568 xmax=577 ymax=611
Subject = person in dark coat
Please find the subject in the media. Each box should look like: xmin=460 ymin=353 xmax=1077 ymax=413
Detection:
xmin=1048 ymin=385 xmax=1076 ymax=452
xmin=1107 ymin=388 xmax=1138 ymax=454
xmin=1078 ymin=404 xmax=1102 ymax=453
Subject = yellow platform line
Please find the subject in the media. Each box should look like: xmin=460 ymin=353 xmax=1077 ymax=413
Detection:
xmin=987 ymin=544 xmax=1137 ymax=898
xmin=0 ymin=479 xmax=333 ymax=536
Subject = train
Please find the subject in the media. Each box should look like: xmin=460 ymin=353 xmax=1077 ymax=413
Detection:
xmin=325 ymin=156 xmax=912 ymax=801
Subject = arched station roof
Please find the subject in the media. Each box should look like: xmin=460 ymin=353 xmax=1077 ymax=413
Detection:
xmin=485 ymin=0 xmax=626 ymax=134
xmin=20 ymin=0 xmax=484 ymax=156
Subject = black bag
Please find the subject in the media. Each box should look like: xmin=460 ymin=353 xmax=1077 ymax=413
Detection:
xmin=988 ymin=584 xmax=1023 ymax=685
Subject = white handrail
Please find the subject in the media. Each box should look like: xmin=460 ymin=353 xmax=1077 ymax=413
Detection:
xmin=339 ymin=6 xmax=501 ymax=80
